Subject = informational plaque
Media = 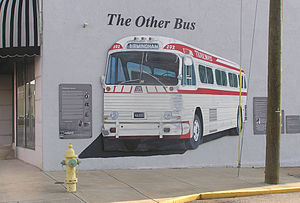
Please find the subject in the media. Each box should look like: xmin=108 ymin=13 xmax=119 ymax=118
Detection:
xmin=286 ymin=115 xmax=300 ymax=134
xmin=59 ymin=84 xmax=92 ymax=139
xmin=253 ymin=97 xmax=284 ymax=134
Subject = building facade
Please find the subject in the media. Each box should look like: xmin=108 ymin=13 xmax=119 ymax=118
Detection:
xmin=0 ymin=0 xmax=299 ymax=171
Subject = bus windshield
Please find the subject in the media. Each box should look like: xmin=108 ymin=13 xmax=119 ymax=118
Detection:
xmin=106 ymin=51 xmax=179 ymax=86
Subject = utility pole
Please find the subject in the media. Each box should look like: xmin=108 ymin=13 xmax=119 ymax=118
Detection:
xmin=265 ymin=0 xmax=282 ymax=184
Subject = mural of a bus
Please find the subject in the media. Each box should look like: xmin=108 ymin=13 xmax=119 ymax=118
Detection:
xmin=101 ymin=36 xmax=247 ymax=150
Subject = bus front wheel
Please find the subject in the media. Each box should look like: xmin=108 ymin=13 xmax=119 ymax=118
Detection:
xmin=185 ymin=114 xmax=203 ymax=150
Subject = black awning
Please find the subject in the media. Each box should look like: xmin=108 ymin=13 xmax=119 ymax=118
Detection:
xmin=0 ymin=0 xmax=40 ymax=58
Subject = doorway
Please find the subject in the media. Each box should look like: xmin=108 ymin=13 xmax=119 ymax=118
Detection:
xmin=0 ymin=58 xmax=36 ymax=160
xmin=0 ymin=61 xmax=14 ymax=159
xmin=15 ymin=60 xmax=35 ymax=149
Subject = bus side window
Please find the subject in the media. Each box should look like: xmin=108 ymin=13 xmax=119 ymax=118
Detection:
xmin=242 ymin=76 xmax=244 ymax=88
xmin=244 ymin=77 xmax=247 ymax=88
xmin=206 ymin=67 xmax=214 ymax=84
xmin=238 ymin=75 xmax=243 ymax=88
xmin=183 ymin=63 xmax=196 ymax=85
xmin=199 ymin=65 xmax=207 ymax=83
xmin=233 ymin=74 xmax=238 ymax=87
xmin=229 ymin=73 xmax=233 ymax=87
xmin=221 ymin=71 xmax=227 ymax=86
xmin=215 ymin=69 xmax=227 ymax=86
xmin=215 ymin=69 xmax=222 ymax=85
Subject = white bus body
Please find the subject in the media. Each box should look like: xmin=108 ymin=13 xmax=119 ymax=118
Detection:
xmin=101 ymin=36 xmax=247 ymax=150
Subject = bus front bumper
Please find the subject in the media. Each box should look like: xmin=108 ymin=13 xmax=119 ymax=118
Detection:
xmin=102 ymin=121 xmax=190 ymax=139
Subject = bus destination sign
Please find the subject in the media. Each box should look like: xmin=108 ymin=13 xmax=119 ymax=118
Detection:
xmin=127 ymin=43 xmax=159 ymax=49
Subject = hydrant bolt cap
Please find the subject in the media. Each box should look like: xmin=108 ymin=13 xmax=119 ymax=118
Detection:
xmin=68 ymin=159 xmax=78 ymax=168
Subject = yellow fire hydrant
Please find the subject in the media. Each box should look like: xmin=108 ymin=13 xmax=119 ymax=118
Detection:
xmin=60 ymin=144 xmax=80 ymax=192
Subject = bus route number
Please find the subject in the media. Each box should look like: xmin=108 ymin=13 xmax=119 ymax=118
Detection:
xmin=113 ymin=44 xmax=121 ymax=49
xmin=165 ymin=45 xmax=175 ymax=50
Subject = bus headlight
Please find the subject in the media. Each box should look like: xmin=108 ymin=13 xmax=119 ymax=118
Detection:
xmin=110 ymin=111 xmax=119 ymax=120
xmin=102 ymin=128 xmax=109 ymax=135
xmin=164 ymin=112 xmax=172 ymax=120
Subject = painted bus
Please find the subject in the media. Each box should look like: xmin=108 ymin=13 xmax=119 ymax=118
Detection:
xmin=101 ymin=36 xmax=247 ymax=150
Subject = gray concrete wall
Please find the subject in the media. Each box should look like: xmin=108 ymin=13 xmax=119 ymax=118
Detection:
xmin=40 ymin=0 xmax=300 ymax=170
xmin=0 ymin=74 xmax=13 ymax=146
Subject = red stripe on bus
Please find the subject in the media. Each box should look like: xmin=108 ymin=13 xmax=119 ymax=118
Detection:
xmin=145 ymin=86 xmax=150 ymax=93
xmin=105 ymin=86 xmax=247 ymax=96
xmin=163 ymin=86 xmax=167 ymax=92
xmin=178 ymin=88 xmax=247 ymax=96
xmin=108 ymin=86 xmax=132 ymax=94
xmin=124 ymin=86 xmax=133 ymax=93
xmin=164 ymin=43 xmax=244 ymax=73
xmin=145 ymin=86 xmax=174 ymax=94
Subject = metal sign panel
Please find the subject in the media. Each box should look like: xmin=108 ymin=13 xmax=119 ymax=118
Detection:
xmin=253 ymin=97 xmax=284 ymax=134
xmin=286 ymin=115 xmax=300 ymax=134
xmin=59 ymin=84 xmax=92 ymax=139
xmin=253 ymin=97 xmax=268 ymax=134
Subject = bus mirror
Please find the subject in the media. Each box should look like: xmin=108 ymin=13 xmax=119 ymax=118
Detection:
xmin=100 ymin=75 xmax=105 ymax=88
xmin=183 ymin=57 xmax=193 ymax=66
xmin=177 ymin=74 xmax=183 ymax=80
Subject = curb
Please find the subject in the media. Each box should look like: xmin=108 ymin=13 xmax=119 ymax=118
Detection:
xmin=159 ymin=182 xmax=300 ymax=203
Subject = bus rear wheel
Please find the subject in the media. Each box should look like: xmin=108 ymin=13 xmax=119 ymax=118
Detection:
xmin=185 ymin=114 xmax=203 ymax=149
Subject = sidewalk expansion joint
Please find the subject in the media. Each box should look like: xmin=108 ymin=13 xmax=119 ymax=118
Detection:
xmin=159 ymin=182 xmax=300 ymax=203
xmin=162 ymin=174 xmax=204 ymax=190
xmin=42 ymin=171 xmax=88 ymax=203
xmin=102 ymin=170 xmax=158 ymax=203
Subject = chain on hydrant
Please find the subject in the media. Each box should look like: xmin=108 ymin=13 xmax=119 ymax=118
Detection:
xmin=60 ymin=144 xmax=80 ymax=193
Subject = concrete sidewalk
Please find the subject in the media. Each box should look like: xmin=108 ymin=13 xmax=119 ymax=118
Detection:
xmin=1 ymin=159 xmax=300 ymax=203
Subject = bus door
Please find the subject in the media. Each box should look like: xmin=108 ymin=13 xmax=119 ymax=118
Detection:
xmin=181 ymin=56 xmax=197 ymax=90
